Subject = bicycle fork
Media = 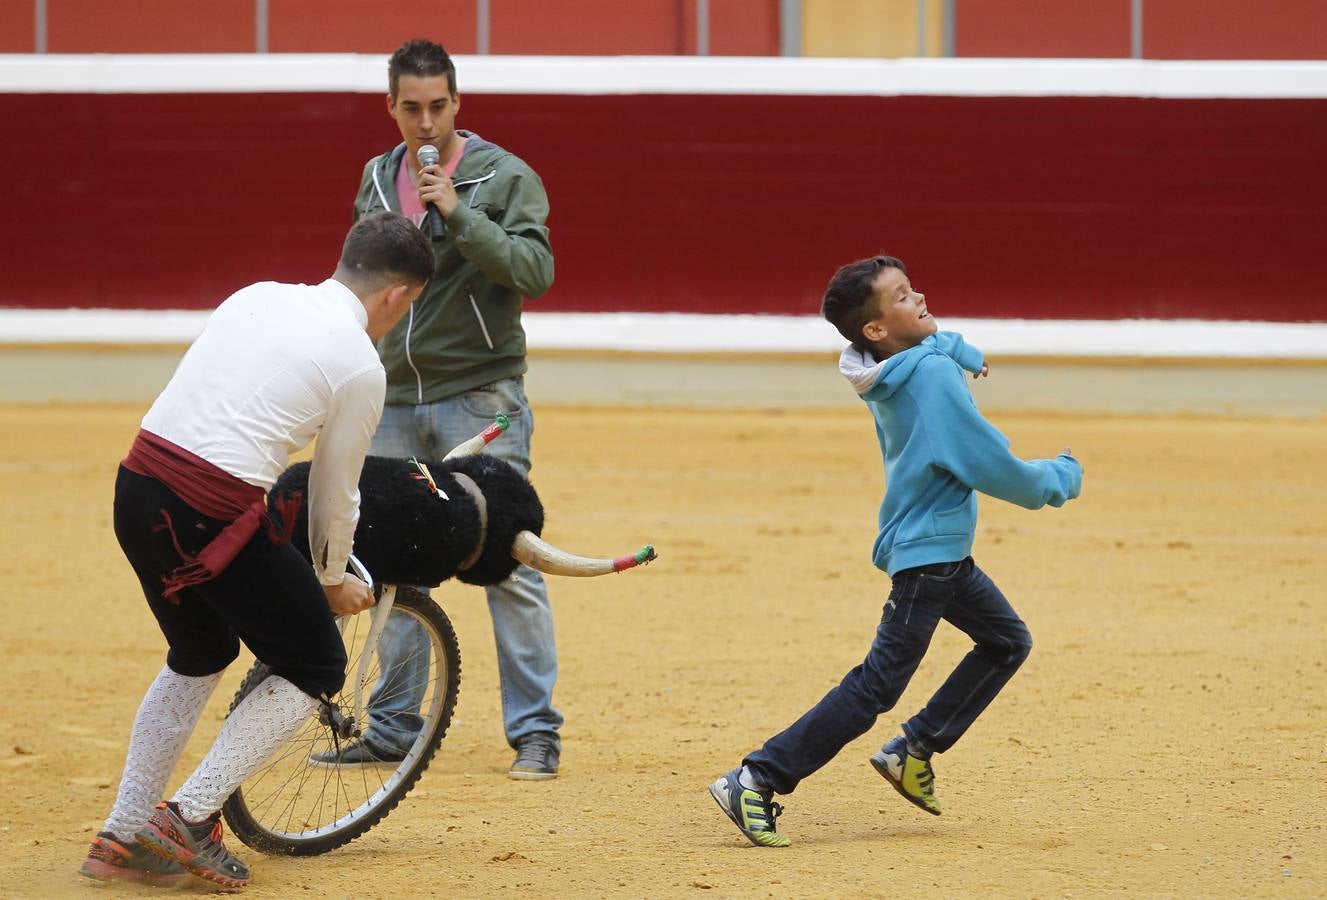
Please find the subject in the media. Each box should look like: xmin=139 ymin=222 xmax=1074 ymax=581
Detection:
xmin=320 ymin=555 xmax=397 ymax=741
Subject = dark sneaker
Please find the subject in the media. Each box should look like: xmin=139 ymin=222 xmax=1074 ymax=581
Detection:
xmin=79 ymin=830 xmax=190 ymax=886
xmin=508 ymin=732 xmax=560 ymax=780
xmin=309 ymin=738 xmax=406 ymax=769
xmin=870 ymin=736 xmax=941 ymax=815
xmin=136 ymin=801 xmax=250 ymax=889
xmin=708 ymin=768 xmax=791 ymax=848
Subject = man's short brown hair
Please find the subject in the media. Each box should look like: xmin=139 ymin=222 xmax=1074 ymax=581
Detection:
xmin=389 ymin=39 xmax=456 ymax=98
xmin=338 ymin=212 xmax=434 ymax=287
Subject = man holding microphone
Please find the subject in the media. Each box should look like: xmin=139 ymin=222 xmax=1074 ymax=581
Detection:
xmin=312 ymin=39 xmax=563 ymax=780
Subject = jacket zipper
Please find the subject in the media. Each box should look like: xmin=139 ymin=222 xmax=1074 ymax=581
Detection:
xmin=375 ymin=159 xmax=502 ymax=396
xmin=468 ymin=290 xmax=494 ymax=350
xmin=403 ymin=303 xmax=424 ymax=403
xmin=370 ymin=156 xmax=422 ymax=398
xmin=460 ymin=174 xmax=496 ymax=349
xmin=370 ymin=164 xmax=394 ymax=212
xmin=452 ymin=171 xmax=497 ymax=192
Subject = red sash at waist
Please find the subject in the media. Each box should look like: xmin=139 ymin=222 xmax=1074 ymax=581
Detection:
xmin=122 ymin=429 xmax=302 ymax=603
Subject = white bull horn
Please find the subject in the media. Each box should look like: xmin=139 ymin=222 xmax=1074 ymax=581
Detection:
xmin=511 ymin=531 xmax=657 ymax=577
xmin=441 ymin=414 xmax=510 ymax=461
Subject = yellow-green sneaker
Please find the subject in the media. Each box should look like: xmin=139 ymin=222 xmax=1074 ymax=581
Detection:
xmin=870 ymin=736 xmax=941 ymax=815
xmin=708 ymin=768 xmax=791 ymax=848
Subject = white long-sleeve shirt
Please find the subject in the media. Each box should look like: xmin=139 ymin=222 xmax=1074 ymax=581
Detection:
xmin=141 ymin=278 xmax=384 ymax=585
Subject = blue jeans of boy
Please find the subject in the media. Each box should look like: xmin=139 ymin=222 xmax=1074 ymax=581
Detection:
xmin=361 ymin=377 xmax=562 ymax=754
xmin=744 ymin=557 xmax=1031 ymax=795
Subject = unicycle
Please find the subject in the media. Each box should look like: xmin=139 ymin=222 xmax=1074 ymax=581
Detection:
xmin=221 ymin=558 xmax=459 ymax=855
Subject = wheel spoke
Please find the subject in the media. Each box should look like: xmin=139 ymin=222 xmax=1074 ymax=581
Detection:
xmin=221 ymin=589 xmax=460 ymax=855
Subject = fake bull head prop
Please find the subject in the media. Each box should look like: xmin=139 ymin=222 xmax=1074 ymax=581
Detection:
xmin=271 ymin=416 xmax=657 ymax=587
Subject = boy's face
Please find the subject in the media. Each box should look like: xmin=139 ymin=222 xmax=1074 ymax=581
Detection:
xmin=387 ymin=74 xmax=460 ymax=164
xmin=861 ymin=266 xmax=936 ymax=355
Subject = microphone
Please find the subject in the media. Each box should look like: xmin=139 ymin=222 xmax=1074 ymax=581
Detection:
xmin=417 ymin=144 xmax=445 ymax=241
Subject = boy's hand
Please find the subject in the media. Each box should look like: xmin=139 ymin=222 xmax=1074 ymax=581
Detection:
xmin=973 ymin=363 xmax=989 ymax=379
xmin=1062 ymin=446 xmax=1073 ymax=456
xmin=325 ymin=573 xmax=376 ymax=616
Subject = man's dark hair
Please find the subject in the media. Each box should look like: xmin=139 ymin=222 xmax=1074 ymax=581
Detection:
xmin=338 ymin=212 xmax=434 ymax=288
xmin=821 ymin=255 xmax=908 ymax=347
xmin=389 ymin=39 xmax=456 ymax=98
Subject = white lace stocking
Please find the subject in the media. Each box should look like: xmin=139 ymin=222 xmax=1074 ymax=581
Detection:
xmin=104 ymin=665 xmax=222 ymax=842
xmin=172 ymin=674 xmax=317 ymax=822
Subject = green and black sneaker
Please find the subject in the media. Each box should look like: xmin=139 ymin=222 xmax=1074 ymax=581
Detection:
xmin=870 ymin=736 xmax=941 ymax=815
xmin=708 ymin=768 xmax=791 ymax=848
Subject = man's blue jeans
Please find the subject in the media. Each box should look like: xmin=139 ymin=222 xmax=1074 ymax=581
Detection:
xmin=744 ymin=558 xmax=1031 ymax=795
xmin=361 ymin=377 xmax=562 ymax=754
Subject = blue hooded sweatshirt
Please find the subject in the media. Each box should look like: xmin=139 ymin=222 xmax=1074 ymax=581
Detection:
xmin=839 ymin=332 xmax=1082 ymax=576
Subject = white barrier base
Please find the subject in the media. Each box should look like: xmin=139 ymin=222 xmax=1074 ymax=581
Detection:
xmin=2 ymin=309 xmax=1325 ymax=360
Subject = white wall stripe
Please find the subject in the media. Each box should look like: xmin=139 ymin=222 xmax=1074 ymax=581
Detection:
xmin=2 ymin=54 xmax=1327 ymax=98
xmin=2 ymin=309 xmax=1324 ymax=359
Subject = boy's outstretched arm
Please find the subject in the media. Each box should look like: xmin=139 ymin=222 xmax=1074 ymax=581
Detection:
xmin=918 ymin=359 xmax=1082 ymax=509
xmin=929 ymin=331 xmax=988 ymax=379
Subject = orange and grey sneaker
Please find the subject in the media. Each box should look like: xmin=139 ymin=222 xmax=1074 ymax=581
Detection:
xmin=136 ymin=801 xmax=250 ymax=889
xmin=79 ymin=830 xmax=190 ymax=886
xmin=708 ymin=768 xmax=792 ymax=848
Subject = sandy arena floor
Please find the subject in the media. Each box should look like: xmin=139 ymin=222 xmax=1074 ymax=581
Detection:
xmin=0 ymin=403 xmax=1323 ymax=898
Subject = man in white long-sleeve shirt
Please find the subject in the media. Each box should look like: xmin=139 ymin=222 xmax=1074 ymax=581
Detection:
xmin=79 ymin=212 xmax=433 ymax=890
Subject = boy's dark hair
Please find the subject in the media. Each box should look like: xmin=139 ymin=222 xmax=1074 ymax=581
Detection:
xmin=389 ymin=39 xmax=456 ymax=98
xmin=821 ymin=255 xmax=908 ymax=347
xmin=338 ymin=212 xmax=434 ymax=287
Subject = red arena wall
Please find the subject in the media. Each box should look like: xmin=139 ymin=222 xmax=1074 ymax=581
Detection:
xmin=1144 ymin=0 xmax=1327 ymax=61
xmin=2 ymin=87 xmax=1324 ymax=321
xmin=11 ymin=0 xmax=1326 ymax=58
xmin=955 ymin=0 xmax=1134 ymax=58
xmin=46 ymin=0 xmax=256 ymax=53
xmin=267 ymin=0 xmax=481 ymax=55
xmin=0 ymin=1 xmax=35 ymax=53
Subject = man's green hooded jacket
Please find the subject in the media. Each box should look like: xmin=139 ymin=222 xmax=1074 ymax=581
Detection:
xmin=353 ymin=131 xmax=554 ymax=404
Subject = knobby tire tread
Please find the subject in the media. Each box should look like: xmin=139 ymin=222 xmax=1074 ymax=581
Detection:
xmin=220 ymin=587 xmax=460 ymax=855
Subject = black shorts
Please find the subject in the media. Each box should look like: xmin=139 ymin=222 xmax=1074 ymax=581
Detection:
xmin=113 ymin=466 xmax=347 ymax=699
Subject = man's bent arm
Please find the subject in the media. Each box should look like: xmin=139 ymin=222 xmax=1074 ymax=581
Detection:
xmin=448 ymin=166 xmax=554 ymax=298
xmin=307 ymin=365 xmax=385 ymax=585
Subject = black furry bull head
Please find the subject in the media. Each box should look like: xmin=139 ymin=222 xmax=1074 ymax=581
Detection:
xmin=272 ymin=453 xmax=654 ymax=588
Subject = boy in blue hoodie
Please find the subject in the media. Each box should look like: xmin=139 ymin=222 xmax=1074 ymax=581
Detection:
xmin=709 ymin=255 xmax=1082 ymax=848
